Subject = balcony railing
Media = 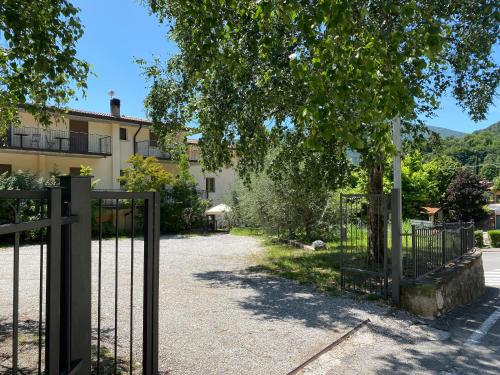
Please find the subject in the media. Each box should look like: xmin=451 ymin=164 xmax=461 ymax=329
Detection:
xmin=135 ymin=140 xmax=201 ymax=162
xmin=136 ymin=140 xmax=172 ymax=160
xmin=0 ymin=126 xmax=112 ymax=156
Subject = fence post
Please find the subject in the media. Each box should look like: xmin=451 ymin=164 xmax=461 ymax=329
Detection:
xmin=441 ymin=223 xmax=446 ymax=266
xmin=45 ymin=187 xmax=61 ymax=374
xmin=459 ymin=220 xmax=463 ymax=255
xmin=391 ymin=188 xmax=402 ymax=305
xmin=59 ymin=176 xmax=92 ymax=373
xmin=411 ymin=225 xmax=416 ymax=279
xmin=143 ymin=192 xmax=160 ymax=374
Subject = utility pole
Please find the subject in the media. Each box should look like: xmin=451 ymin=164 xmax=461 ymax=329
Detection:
xmin=391 ymin=116 xmax=403 ymax=305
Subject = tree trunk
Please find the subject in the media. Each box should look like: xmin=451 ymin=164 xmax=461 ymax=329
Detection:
xmin=367 ymin=158 xmax=385 ymax=264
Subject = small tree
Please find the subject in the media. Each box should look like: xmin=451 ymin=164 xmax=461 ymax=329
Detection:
xmin=118 ymin=155 xmax=173 ymax=192
xmin=160 ymin=154 xmax=210 ymax=232
xmin=445 ymin=169 xmax=488 ymax=222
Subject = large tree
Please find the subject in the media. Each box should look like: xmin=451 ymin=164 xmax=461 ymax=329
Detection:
xmin=143 ymin=0 xmax=498 ymax=169
xmin=0 ymin=0 xmax=90 ymax=130
xmin=142 ymin=0 xmax=498 ymax=259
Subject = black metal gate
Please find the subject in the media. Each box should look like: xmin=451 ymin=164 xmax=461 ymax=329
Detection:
xmin=0 ymin=176 xmax=160 ymax=374
xmin=340 ymin=193 xmax=389 ymax=298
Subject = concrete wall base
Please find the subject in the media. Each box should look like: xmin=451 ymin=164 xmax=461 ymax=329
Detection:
xmin=401 ymin=250 xmax=485 ymax=318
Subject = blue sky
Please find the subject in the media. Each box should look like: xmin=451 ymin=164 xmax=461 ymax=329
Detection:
xmin=69 ymin=0 xmax=499 ymax=134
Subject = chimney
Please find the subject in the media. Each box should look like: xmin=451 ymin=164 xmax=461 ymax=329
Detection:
xmin=110 ymin=98 xmax=121 ymax=117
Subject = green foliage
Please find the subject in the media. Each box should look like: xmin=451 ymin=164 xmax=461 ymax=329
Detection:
xmin=474 ymin=230 xmax=484 ymax=248
xmin=79 ymin=165 xmax=100 ymax=189
xmin=0 ymin=0 xmax=90 ymax=131
xmin=0 ymin=170 xmax=51 ymax=241
xmin=431 ymin=122 xmax=500 ymax=180
xmin=234 ymin=232 xmax=341 ymax=293
xmin=118 ymin=155 xmax=173 ymax=192
xmin=488 ymin=230 xmax=500 ymax=248
xmin=142 ymin=0 xmax=499 ymax=180
xmin=160 ymin=154 xmax=210 ymax=232
xmin=227 ymin=169 xmax=341 ymax=243
xmin=445 ymin=169 xmax=489 ymax=222
xmin=493 ymin=176 xmax=500 ymax=192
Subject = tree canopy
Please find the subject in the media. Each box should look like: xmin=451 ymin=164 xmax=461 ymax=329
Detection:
xmin=0 ymin=0 xmax=89 ymax=130
xmin=142 ymin=0 xmax=499 ymax=178
xmin=445 ymin=168 xmax=489 ymax=222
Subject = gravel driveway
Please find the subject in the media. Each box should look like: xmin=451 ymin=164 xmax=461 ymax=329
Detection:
xmin=1 ymin=233 xmax=422 ymax=374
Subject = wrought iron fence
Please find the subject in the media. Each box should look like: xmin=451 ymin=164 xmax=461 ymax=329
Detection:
xmin=340 ymin=193 xmax=389 ymax=298
xmin=0 ymin=125 xmax=112 ymax=155
xmin=402 ymin=221 xmax=475 ymax=280
xmin=0 ymin=177 xmax=159 ymax=374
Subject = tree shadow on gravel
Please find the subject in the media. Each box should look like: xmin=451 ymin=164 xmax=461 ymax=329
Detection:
xmin=192 ymin=268 xmax=500 ymax=374
xmin=371 ymin=287 xmax=500 ymax=374
xmin=192 ymin=268 xmax=386 ymax=330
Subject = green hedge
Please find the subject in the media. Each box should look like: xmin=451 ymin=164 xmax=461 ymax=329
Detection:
xmin=474 ymin=230 xmax=484 ymax=248
xmin=489 ymin=230 xmax=500 ymax=248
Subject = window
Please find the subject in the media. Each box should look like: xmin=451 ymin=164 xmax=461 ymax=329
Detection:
xmin=149 ymin=131 xmax=158 ymax=147
xmin=496 ymin=194 xmax=500 ymax=203
xmin=0 ymin=164 xmax=12 ymax=175
xmin=206 ymin=177 xmax=215 ymax=193
xmin=69 ymin=167 xmax=81 ymax=176
xmin=119 ymin=128 xmax=127 ymax=140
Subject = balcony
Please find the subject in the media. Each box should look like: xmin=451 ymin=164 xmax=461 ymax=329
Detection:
xmin=135 ymin=140 xmax=200 ymax=162
xmin=1 ymin=126 xmax=112 ymax=156
xmin=136 ymin=140 xmax=172 ymax=160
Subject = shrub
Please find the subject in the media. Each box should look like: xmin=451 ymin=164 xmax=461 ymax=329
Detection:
xmin=160 ymin=154 xmax=210 ymax=233
xmin=489 ymin=230 xmax=500 ymax=248
xmin=118 ymin=155 xmax=172 ymax=192
xmin=226 ymin=173 xmax=341 ymax=243
xmin=474 ymin=230 xmax=484 ymax=248
xmin=0 ymin=170 xmax=52 ymax=242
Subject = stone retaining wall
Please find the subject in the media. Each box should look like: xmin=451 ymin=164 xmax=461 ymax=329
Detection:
xmin=401 ymin=250 xmax=485 ymax=318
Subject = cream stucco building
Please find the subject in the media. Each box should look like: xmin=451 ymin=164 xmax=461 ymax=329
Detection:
xmin=0 ymin=99 xmax=236 ymax=204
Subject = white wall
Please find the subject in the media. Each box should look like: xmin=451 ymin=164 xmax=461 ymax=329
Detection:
xmin=190 ymin=163 xmax=237 ymax=205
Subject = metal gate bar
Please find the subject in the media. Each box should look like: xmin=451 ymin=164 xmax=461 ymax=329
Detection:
xmin=340 ymin=193 xmax=389 ymax=298
xmin=0 ymin=177 xmax=160 ymax=374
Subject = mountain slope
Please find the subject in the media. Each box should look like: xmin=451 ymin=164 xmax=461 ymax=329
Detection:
xmin=427 ymin=126 xmax=466 ymax=138
xmin=435 ymin=121 xmax=499 ymax=180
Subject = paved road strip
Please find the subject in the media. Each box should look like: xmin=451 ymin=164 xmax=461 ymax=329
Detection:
xmin=485 ymin=269 xmax=500 ymax=286
xmin=464 ymin=306 xmax=500 ymax=347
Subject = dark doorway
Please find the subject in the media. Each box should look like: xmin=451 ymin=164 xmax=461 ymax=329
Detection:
xmin=69 ymin=119 xmax=89 ymax=153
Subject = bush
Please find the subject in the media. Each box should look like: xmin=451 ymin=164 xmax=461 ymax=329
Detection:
xmin=160 ymin=154 xmax=210 ymax=233
xmin=226 ymin=173 xmax=341 ymax=243
xmin=0 ymin=170 xmax=51 ymax=242
xmin=489 ymin=230 xmax=500 ymax=248
xmin=474 ymin=230 xmax=484 ymax=248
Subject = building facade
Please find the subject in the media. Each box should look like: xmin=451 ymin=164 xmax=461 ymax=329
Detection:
xmin=0 ymin=100 xmax=236 ymax=205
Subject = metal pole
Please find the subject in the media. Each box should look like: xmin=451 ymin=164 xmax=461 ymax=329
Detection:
xmin=391 ymin=188 xmax=402 ymax=305
xmin=59 ymin=176 xmax=92 ymax=373
xmin=392 ymin=116 xmax=403 ymax=305
xmin=46 ymin=187 xmax=61 ymax=374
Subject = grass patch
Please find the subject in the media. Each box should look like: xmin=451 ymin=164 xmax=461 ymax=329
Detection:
xmin=230 ymin=227 xmax=265 ymax=237
xmin=232 ymin=228 xmax=341 ymax=293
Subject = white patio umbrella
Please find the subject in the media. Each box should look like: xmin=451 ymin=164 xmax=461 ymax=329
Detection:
xmin=205 ymin=204 xmax=232 ymax=216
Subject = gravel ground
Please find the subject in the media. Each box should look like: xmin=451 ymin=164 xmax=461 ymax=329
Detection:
xmin=0 ymin=233 xmax=447 ymax=374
